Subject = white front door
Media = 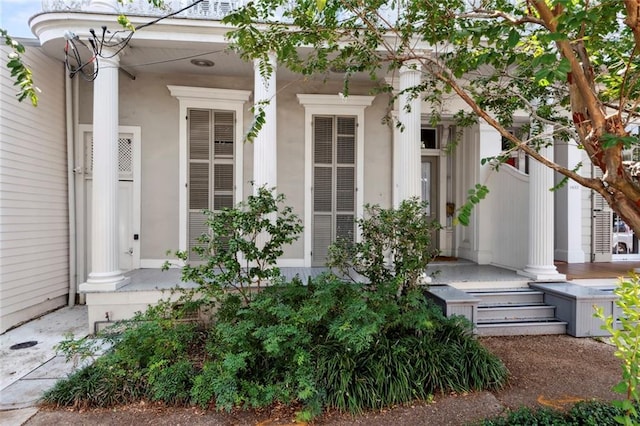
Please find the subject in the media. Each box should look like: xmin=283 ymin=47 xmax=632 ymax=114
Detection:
xmin=421 ymin=155 xmax=439 ymax=248
xmin=81 ymin=126 xmax=140 ymax=279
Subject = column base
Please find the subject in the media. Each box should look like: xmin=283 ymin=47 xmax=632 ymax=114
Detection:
xmin=80 ymin=272 xmax=130 ymax=292
xmin=518 ymin=265 xmax=566 ymax=282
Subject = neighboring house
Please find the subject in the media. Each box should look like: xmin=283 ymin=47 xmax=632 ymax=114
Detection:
xmin=1 ymin=0 xmax=637 ymax=332
xmin=1 ymin=41 xmax=69 ymax=333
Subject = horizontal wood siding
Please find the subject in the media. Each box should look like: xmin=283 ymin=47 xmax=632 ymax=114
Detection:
xmin=0 ymin=44 xmax=68 ymax=333
xmin=488 ymin=166 xmax=529 ymax=270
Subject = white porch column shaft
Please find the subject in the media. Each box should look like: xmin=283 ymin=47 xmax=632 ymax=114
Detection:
xmin=521 ymin=126 xmax=565 ymax=280
xmin=82 ymin=49 xmax=129 ymax=291
xmin=253 ymin=54 xmax=277 ymax=191
xmin=395 ymin=60 xmax=422 ymax=206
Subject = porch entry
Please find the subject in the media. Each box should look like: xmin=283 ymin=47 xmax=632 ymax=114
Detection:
xmin=421 ymin=155 xmax=439 ymax=248
xmin=82 ymin=126 xmax=141 ymax=277
xmin=312 ymin=115 xmax=357 ymax=266
xmin=591 ymin=165 xmax=640 ymax=261
xmin=187 ymin=108 xmax=235 ymax=260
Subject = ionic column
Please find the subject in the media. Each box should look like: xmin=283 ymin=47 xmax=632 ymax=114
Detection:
xmin=80 ymin=48 xmax=129 ymax=291
xmin=253 ymin=53 xmax=277 ymax=191
xmin=394 ymin=59 xmax=422 ymax=205
xmin=520 ymin=126 xmax=566 ymax=280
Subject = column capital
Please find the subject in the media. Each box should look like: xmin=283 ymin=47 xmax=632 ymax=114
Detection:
xmin=400 ymin=59 xmax=422 ymax=76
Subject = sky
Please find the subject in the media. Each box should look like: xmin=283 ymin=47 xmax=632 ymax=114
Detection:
xmin=1 ymin=0 xmax=44 ymax=39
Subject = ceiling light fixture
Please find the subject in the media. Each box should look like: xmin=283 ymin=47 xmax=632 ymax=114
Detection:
xmin=190 ymin=59 xmax=215 ymax=67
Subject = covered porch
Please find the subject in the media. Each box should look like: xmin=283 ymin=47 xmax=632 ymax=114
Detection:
xmin=82 ymin=260 xmax=640 ymax=333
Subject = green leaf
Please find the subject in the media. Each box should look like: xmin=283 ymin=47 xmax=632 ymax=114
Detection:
xmin=507 ymin=30 xmax=520 ymax=48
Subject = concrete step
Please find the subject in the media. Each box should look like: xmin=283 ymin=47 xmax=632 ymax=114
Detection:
xmin=476 ymin=319 xmax=567 ymax=336
xmin=469 ymin=289 xmax=544 ymax=306
xmin=477 ymin=304 xmax=556 ymax=322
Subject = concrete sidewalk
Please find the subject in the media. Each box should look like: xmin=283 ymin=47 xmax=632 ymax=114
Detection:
xmin=0 ymin=306 xmax=88 ymax=426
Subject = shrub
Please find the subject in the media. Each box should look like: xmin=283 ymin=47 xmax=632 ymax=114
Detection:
xmin=594 ymin=273 xmax=640 ymax=426
xmin=194 ymin=274 xmax=507 ymax=418
xmin=164 ymin=186 xmax=303 ymax=304
xmin=43 ymin=317 xmax=202 ymax=408
xmin=478 ymin=400 xmax=640 ymax=426
xmin=327 ymin=198 xmax=441 ymax=298
xmin=45 ymin=197 xmax=507 ymax=421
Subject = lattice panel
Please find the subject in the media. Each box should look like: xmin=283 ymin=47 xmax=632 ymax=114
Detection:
xmin=119 ymin=137 xmax=133 ymax=173
xmin=84 ymin=133 xmax=133 ymax=178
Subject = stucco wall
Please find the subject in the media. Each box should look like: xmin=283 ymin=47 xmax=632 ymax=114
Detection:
xmin=77 ymin=72 xmax=391 ymax=263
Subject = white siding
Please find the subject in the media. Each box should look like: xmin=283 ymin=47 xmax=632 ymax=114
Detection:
xmin=581 ymin=151 xmax=595 ymax=261
xmin=0 ymin=44 xmax=68 ymax=333
xmin=488 ymin=166 xmax=529 ymax=270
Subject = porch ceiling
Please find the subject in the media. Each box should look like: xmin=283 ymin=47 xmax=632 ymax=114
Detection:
xmin=30 ymin=12 xmax=378 ymax=82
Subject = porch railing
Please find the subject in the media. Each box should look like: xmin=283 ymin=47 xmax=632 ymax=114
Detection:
xmin=41 ymin=0 xmax=250 ymax=20
xmin=41 ymin=0 xmax=400 ymax=23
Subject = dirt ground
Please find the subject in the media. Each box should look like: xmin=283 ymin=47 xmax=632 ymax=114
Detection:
xmin=25 ymin=335 xmax=621 ymax=426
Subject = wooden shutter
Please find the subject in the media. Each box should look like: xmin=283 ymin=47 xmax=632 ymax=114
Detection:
xmin=312 ymin=115 xmax=356 ymax=266
xmin=591 ymin=165 xmax=612 ymax=261
xmin=188 ymin=109 xmax=235 ymax=259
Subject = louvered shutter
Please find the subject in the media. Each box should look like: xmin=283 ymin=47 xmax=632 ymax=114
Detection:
xmin=592 ymin=165 xmax=612 ymax=261
xmin=188 ymin=109 xmax=236 ymax=260
xmin=312 ymin=115 xmax=356 ymax=266
xmin=188 ymin=109 xmax=211 ymax=257
xmin=213 ymin=111 xmax=235 ymax=211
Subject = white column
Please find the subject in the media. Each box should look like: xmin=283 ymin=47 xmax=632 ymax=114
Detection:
xmin=80 ymin=48 xmax=129 ymax=291
xmin=520 ymin=126 xmax=566 ymax=280
xmin=253 ymin=54 xmax=277 ymax=191
xmin=394 ymin=60 xmax=422 ymax=206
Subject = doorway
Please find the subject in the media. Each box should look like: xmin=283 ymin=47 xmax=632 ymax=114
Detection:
xmin=80 ymin=126 xmax=140 ymax=279
xmin=421 ymin=155 xmax=439 ymax=248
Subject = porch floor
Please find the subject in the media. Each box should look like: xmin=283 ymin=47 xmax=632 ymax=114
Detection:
xmin=555 ymin=260 xmax=640 ymax=280
xmin=116 ymin=259 xmax=640 ymax=293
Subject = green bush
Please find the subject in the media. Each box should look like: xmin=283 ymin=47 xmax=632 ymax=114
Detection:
xmin=196 ymin=274 xmax=507 ymax=418
xmin=594 ymin=273 xmax=640 ymax=426
xmin=45 ymin=196 xmax=507 ymax=421
xmin=43 ymin=318 xmax=202 ymax=408
xmin=164 ymin=186 xmax=303 ymax=304
xmin=478 ymin=400 xmax=640 ymax=426
xmin=328 ymin=198 xmax=441 ymax=297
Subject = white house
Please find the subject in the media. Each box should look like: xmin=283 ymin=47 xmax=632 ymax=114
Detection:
xmin=1 ymin=0 xmax=636 ymax=333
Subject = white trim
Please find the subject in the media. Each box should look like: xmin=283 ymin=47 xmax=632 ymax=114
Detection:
xmin=275 ymin=259 xmax=306 ymax=268
xmin=168 ymin=85 xmax=251 ymax=252
xmin=297 ymin=94 xmax=374 ymax=267
xmin=115 ymin=258 xmax=304 ymax=269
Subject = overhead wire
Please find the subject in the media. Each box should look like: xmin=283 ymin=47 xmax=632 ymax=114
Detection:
xmin=65 ymin=0 xmax=207 ymax=80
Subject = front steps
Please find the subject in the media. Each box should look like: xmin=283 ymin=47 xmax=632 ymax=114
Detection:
xmin=468 ymin=288 xmax=567 ymax=336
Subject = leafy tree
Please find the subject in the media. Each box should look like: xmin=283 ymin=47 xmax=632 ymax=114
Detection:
xmin=1 ymin=30 xmax=38 ymax=106
xmin=209 ymin=0 xmax=640 ymax=234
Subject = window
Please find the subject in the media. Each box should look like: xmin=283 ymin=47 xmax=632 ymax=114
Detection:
xmin=188 ymin=108 xmax=235 ymax=258
xmin=312 ymin=115 xmax=356 ymax=266
xmin=421 ymin=127 xmax=438 ymax=149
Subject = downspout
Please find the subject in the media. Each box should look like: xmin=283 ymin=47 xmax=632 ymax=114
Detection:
xmin=66 ymin=71 xmax=77 ymax=306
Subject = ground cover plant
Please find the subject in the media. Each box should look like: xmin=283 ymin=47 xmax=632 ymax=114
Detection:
xmin=478 ymin=400 xmax=640 ymax=426
xmin=44 ymin=193 xmax=507 ymax=420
